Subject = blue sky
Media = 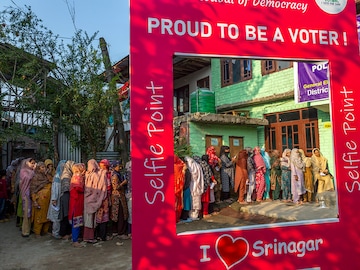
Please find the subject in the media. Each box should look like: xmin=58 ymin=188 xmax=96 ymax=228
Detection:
xmin=1 ymin=0 xmax=130 ymax=62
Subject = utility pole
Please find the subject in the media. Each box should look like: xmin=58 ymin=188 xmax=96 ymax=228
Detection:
xmin=99 ymin=37 xmax=129 ymax=164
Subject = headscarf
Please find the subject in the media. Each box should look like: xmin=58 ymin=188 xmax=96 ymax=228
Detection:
xmin=60 ymin=160 xmax=75 ymax=196
xmin=30 ymin=162 xmax=50 ymax=195
xmin=281 ymin=149 xmax=291 ymax=168
xmin=199 ymin=155 xmax=214 ymax=192
xmin=99 ymin=159 xmax=111 ymax=169
xmin=44 ymin=159 xmax=55 ymax=177
xmin=19 ymin=158 xmax=36 ymax=199
xmin=311 ymin=148 xmax=328 ymax=172
xmin=290 ymin=148 xmax=304 ymax=170
xmin=260 ymin=147 xmax=271 ymax=170
xmin=220 ymin=145 xmax=230 ymax=157
xmin=6 ymin=157 xmax=24 ymax=187
xmin=70 ymin=163 xmax=86 ymax=191
xmin=253 ymin=146 xmax=265 ymax=170
xmin=84 ymin=159 xmax=108 ymax=214
xmin=174 ymin=155 xmax=185 ymax=195
xmin=184 ymin=156 xmax=204 ymax=198
xmin=50 ymin=160 xmax=66 ymax=204
xmin=298 ymin=149 xmax=312 ymax=167
xmin=206 ymin=146 xmax=220 ymax=168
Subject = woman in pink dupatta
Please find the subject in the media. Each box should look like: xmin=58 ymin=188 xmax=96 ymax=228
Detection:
xmin=253 ymin=146 xmax=266 ymax=202
xmin=83 ymin=159 xmax=107 ymax=243
xmin=19 ymin=158 xmax=36 ymax=237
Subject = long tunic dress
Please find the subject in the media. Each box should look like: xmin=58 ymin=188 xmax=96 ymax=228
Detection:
xmin=281 ymin=149 xmax=292 ymax=201
xmin=185 ymin=156 xmax=204 ymax=220
xmin=47 ymin=160 xmax=66 ymax=238
xmin=234 ymin=150 xmax=248 ymax=203
xmin=30 ymin=165 xmax=51 ymax=236
xmin=19 ymin=159 xmax=35 ymax=236
xmin=174 ymin=155 xmax=185 ymax=223
xmin=253 ymin=147 xmax=266 ymax=201
xmin=270 ymin=152 xmax=282 ymax=200
xmin=290 ymin=148 xmax=306 ymax=204
xmin=110 ymin=169 xmax=128 ymax=236
xmin=220 ymin=153 xmax=234 ymax=200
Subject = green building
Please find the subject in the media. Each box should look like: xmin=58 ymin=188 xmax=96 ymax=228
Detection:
xmin=173 ymin=57 xmax=334 ymax=174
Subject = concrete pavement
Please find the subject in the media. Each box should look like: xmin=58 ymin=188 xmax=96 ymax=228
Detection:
xmin=238 ymin=199 xmax=338 ymax=222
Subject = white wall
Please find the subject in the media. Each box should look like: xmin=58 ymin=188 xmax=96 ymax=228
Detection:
xmin=174 ymin=66 xmax=211 ymax=95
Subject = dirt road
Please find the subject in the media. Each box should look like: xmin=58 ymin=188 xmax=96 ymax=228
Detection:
xmin=0 ymin=218 xmax=132 ymax=270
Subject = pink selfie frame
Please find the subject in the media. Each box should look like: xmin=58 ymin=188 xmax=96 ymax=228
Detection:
xmin=130 ymin=1 xmax=360 ymax=269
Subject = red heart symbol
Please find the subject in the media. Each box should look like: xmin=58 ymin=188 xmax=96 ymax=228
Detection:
xmin=215 ymin=234 xmax=249 ymax=270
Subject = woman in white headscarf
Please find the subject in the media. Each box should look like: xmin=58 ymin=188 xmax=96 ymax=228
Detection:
xmin=290 ymin=148 xmax=306 ymax=204
xmin=184 ymin=156 xmax=204 ymax=220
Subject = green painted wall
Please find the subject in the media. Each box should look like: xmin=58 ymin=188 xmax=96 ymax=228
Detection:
xmin=211 ymin=59 xmax=294 ymax=107
xmin=316 ymin=109 xmax=335 ymax=179
xmin=190 ymin=58 xmax=335 ymax=184
xmin=189 ymin=122 xmax=259 ymax=156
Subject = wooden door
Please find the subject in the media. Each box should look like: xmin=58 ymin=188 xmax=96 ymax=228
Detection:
xmin=229 ymin=136 xmax=244 ymax=158
xmin=205 ymin=135 xmax=222 ymax=157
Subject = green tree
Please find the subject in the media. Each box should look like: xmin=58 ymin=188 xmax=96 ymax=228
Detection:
xmin=0 ymin=5 xmax=119 ymax=163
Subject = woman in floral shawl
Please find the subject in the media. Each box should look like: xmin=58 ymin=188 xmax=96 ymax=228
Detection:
xmin=246 ymin=147 xmax=256 ymax=203
xmin=19 ymin=158 xmax=36 ymax=237
xmin=30 ymin=162 xmax=51 ymax=238
xmin=96 ymin=159 xmax=112 ymax=241
xmin=206 ymin=146 xmax=221 ymax=203
xmin=281 ymin=149 xmax=292 ymax=202
xmin=270 ymin=149 xmax=282 ymax=201
xmin=110 ymin=160 xmax=129 ymax=239
xmin=84 ymin=159 xmax=107 ymax=243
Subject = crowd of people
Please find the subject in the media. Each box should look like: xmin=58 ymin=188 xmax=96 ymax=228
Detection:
xmin=0 ymin=157 xmax=132 ymax=248
xmin=174 ymin=146 xmax=335 ymax=223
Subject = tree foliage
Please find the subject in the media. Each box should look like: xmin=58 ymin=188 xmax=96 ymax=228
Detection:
xmin=0 ymin=5 xmax=118 ymax=162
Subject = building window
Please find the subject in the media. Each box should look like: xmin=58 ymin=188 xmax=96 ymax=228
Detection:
xmin=197 ymin=76 xmax=210 ymax=89
xmin=174 ymin=85 xmax=189 ymax=115
xmin=265 ymin=108 xmax=318 ymax=154
xmin=221 ymin=58 xmax=252 ymax=87
xmin=261 ymin=60 xmax=293 ymax=75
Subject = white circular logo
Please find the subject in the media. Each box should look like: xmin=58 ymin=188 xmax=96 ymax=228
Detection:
xmin=315 ymin=0 xmax=347 ymax=14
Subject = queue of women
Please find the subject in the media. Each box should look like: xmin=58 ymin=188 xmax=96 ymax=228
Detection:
xmin=2 ymin=157 xmax=132 ymax=247
xmin=175 ymin=146 xmax=335 ymax=222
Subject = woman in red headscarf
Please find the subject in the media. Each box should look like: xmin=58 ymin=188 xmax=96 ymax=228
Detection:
xmin=253 ymin=146 xmax=266 ymax=202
